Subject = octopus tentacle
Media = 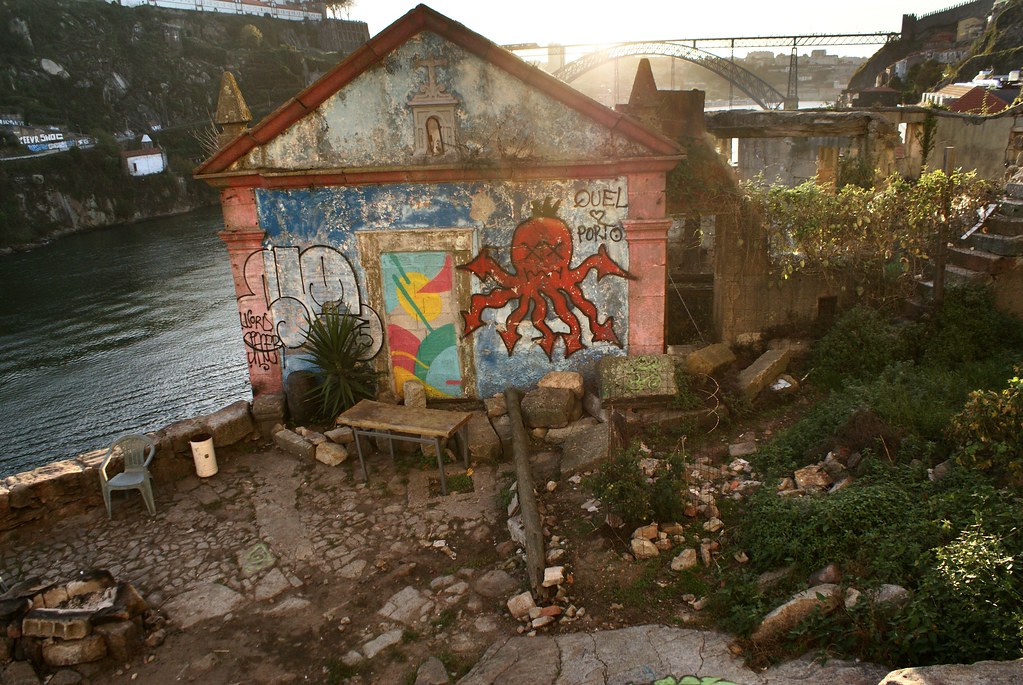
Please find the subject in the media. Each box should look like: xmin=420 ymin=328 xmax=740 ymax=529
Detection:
xmin=569 ymin=244 xmax=632 ymax=282
xmin=459 ymin=248 xmax=517 ymax=288
xmin=498 ymin=295 xmax=533 ymax=354
xmin=462 ymin=288 xmax=518 ymax=336
xmin=547 ymin=289 xmax=585 ymax=357
xmin=529 ymin=295 xmax=558 ymax=360
xmin=561 ymin=282 xmax=621 ymax=347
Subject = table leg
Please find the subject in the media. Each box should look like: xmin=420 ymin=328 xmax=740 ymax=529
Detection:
xmin=459 ymin=426 xmax=469 ymax=468
xmin=435 ymin=437 xmax=447 ymax=496
xmin=386 ymin=430 xmax=395 ymax=461
xmin=354 ymin=429 xmax=369 ymax=483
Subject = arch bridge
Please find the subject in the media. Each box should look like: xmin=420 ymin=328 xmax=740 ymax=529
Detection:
xmin=547 ymin=32 xmax=899 ymax=110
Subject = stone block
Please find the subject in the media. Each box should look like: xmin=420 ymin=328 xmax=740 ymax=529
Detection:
xmin=466 ymin=412 xmax=501 ymax=462
xmin=484 ymin=394 xmax=507 ymax=418
xmin=544 ymin=418 xmax=599 ymax=444
xmin=324 ymin=427 xmax=355 ymax=444
xmin=159 ymin=417 xmax=208 ymax=454
xmin=538 ymin=371 xmax=585 ymax=399
xmin=521 ymin=388 xmax=578 ymax=429
xmin=750 ymin=584 xmax=841 ymax=644
xmin=403 ymin=380 xmax=427 ymax=408
xmin=93 ymin=619 xmax=142 ymax=662
xmin=737 ymin=349 xmax=791 ymax=401
xmin=560 ymin=425 xmax=609 ymax=475
xmin=599 ymin=354 xmax=678 ymax=402
xmin=582 ymin=392 xmax=606 ymax=422
xmin=684 ymin=343 xmax=736 ymax=377
xmin=490 ymin=415 xmax=513 ymax=459
xmin=285 ymin=370 xmax=320 ymax=426
xmin=251 ymin=391 xmax=286 ymax=420
xmin=203 ymin=400 xmax=254 ymax=446
xmin=41 ymin=634 xmax=107 ymax=667
xmin=316 ymin=442 xmax=349 ymax=466
xmin=506 ymin=591 xmax=535 ymax=619
xmin=1 ymin=661 xmax=41 ymax=685
xmin=273 ymin=429 xmax=316 ymax=460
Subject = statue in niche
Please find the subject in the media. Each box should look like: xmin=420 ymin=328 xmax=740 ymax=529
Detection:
xmin=426 ymin=116 xmax=444 ymax=155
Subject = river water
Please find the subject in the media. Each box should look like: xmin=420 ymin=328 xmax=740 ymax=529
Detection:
xmin=0 ymin=207 xmax=250 ymax=478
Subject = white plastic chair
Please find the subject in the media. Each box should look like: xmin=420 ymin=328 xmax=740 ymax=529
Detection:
xmin=100 ymin=434 xmax=156 ymax=518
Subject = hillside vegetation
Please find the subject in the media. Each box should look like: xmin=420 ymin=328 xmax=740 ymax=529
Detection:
xmin=0 ymin=0 xmax=360 ymax=248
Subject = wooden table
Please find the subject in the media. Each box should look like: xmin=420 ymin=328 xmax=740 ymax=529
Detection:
xmin=335 ymin=400 xmax=473 ymax=495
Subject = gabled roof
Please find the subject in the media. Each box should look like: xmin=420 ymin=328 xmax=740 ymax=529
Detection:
xmin=194 ymin=4 xmax=681 ymax=180
xmin=948 ymin=86 xmax=1014 ymax=114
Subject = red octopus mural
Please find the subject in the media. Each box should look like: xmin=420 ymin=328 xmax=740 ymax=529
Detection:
xmin=459 ymin=198 xmax=633 ymax=359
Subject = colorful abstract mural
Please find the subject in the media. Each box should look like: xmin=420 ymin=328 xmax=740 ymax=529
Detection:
xmin=382 ymin=251 xmax=462 ymax=398
xmin=460 ymin=198 xmax=632 ymax=359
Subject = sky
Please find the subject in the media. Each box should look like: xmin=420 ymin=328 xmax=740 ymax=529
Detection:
xmin=343 ymin=0 xmax=962 ymax=53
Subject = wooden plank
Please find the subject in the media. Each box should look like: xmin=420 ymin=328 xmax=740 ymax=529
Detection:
xmin=336 ymin=400 xmax=472 ymax=438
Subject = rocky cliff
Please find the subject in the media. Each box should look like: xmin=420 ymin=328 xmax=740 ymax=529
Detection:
xmin=0 ymin=0 xmax=363 ymax=249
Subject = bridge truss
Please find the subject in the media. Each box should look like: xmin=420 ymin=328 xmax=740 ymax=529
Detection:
xmin=545 ymin=32 xmax=900 ymax=110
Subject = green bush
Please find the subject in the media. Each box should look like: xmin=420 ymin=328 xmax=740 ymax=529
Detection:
xmin=919 ymin=286 xmax=1023 ymax=368
xmin=302 ymin=311 xmax=377 ymax=422
xmin=811 ymin=306 xmax=908 ymax=389
xmin=587 ymin=448 xmax=651 ymax=525
xmin=949 ymin=368 xmax=1023 ymax=481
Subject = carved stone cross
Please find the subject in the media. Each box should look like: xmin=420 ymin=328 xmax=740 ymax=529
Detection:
xmin=414 ymin=55 xmax=448 ymax=98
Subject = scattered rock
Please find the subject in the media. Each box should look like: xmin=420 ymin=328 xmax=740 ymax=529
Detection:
xmin=378 ymin=586 xmax=434 ymax=625
xmin=362 ymin=628 xmax=403 ymax=659
xmin=728 ymin=442 xmax=757 ymax=458
xmin=793 ymin=464 xmax=832 ymax=491
xmin=506 ymin=591 xmax=535 ymax=619
xmin=315 ymin=442 xmax=349 ymax=466
xmin=867 ymin=584 xmax=910 ymax=609
xmin=750 ymin=584 xmax=842 ymax=644
xmin=273 ymin=429 xmax=315 ymax=460
xmin=415 ymin=656 xmax=450 ymax=685
xmin=473 ymin=570 xmax=518 ymax=598
xmin=808 ymin=563 xmax=842 ymax=586
xmin=632 ymin=524 xmax=658 ymax=541
xmin=630 ymin=538 xmax=659 ymax=560
xmin=324 ymin=427 xmax=355 ymax=444
xmin=703 ymin=517 xmax=723 ymax=533
xmin=2 ymin=661 xmax=41 ymax=685
xmin=670 ymin=549 xmax=698 ymax=572
xmin=542 ymin=566 xmax=564 ymax=587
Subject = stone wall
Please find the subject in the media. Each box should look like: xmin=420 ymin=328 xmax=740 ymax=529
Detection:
xmin=0 ymin=401 xmax=256 ymax=536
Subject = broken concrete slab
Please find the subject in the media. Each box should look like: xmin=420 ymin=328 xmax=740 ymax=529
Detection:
xmin=161 ymin=583 xmax=246 ymax=630
xmin=737 ymin=349 xmax=791 ymax=401
xmin=685 ymin=343 xmax=736 ymax=377
xmin=466 ymin=411 xmax=501 ymax=461
xmin=559 ymin=424 xmax=609 ymax=476
xmin=273 ymin=429 xmax=316 ymax=460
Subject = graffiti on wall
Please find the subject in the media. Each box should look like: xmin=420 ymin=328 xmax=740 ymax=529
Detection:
xmin=459 ymin=198 xmax=632 ymax=359
xmin=381 ymin=251 xmax=462 ymax=398
xmin=237 ymin=244 xmax=382 ymax=368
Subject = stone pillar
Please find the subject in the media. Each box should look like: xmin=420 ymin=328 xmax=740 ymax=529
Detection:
xmin=625 ymin=171 xmax=670 ymax=355
xmin=624 ymin=218 xmax=671 ymax=355
xmin=218 ymin=187 xmax=284 ymax=396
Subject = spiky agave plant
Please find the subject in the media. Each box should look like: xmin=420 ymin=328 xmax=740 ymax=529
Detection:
xmin=302 ymin=311 xmax=377 ymax=421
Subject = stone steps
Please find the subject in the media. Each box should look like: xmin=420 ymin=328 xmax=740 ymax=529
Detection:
xmin=983 ymin=213 xmax=1023 ymax=237
xmin=948 ymin=244 xmax=1016 ymax=274
xmin=965 ymin=230 xmax=1023 ymax=257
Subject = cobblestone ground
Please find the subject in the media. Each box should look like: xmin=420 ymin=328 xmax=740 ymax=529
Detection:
xmin=1 ymin=441 xmax=517 ymax=684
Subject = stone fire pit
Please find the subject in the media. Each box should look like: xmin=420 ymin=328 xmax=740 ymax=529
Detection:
xmin=0 ymin=570 xmax=155 ymax=672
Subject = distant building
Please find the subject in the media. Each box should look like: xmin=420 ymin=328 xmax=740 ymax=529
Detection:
xmin=122 ymin=135 xmax=167 ymax=175
xmin=947 ymin=85 xmax=1015 ymax=114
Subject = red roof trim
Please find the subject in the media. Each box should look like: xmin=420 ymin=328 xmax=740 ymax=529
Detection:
xmin=195 ymin=4 xmax=680 ymax=177
xmin=197 ymin=156 xmax=684 ymax=189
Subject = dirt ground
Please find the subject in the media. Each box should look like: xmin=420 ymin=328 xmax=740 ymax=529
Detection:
xmin=1 ymin=394 xmax=809 ymax=685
